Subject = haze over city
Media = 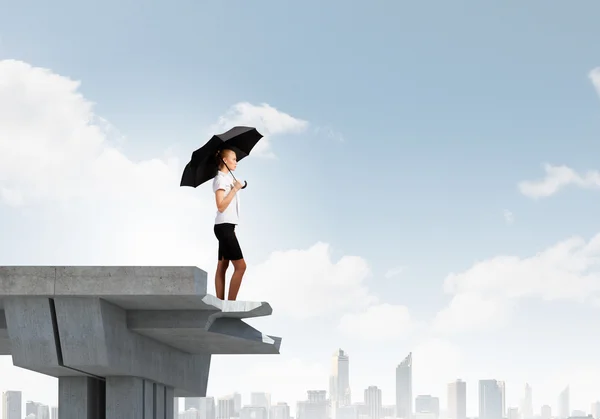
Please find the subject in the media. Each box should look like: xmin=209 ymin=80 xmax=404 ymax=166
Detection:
xmin=2 ymin=1 xmax=600 ymax=418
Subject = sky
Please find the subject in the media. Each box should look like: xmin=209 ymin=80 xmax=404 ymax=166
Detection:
xmin=1 ymin=0 xmax=600 ymax=416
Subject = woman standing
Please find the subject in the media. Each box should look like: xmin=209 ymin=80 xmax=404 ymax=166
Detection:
xmin=213 ymin=148 xmax=246 ymax=300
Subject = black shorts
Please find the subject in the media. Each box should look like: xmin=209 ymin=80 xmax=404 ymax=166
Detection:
xmin=214 ymin=223 xmax=243 ymax=261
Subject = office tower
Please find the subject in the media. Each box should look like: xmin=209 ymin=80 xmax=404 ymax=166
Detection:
xmin=540 ymin=405 xmax=551 ymax=419
xmin=396 ymin=353 xmax=412 ymax=419
xmin=37 ymin=404 xmax=50 ymax=419
xmin=448 ymin=380 xmax=467 ymax=419
xmin=27 ymin=402 xmax=42 ymax=416
xmin=415 ymin=396 xmax=439 ymax=419
xmin=558 ymin=386 xmax=569 ymax=419
xmin=2 ymin=391 xmax=22 ymax=419
xmin=331 ymin=349 xmax=351 ymax=409
xmin=497 ymin=382 xmax=506 ymax=419
xmin=520 ymin=384 xmax=533 ymax=419
xmin=365 ymin=386 xmax=383 ymax=419
xmin=297 ymin=391 xmax=328 ymax=419
xmin=507 ymin=408 xmax=519 ymax=419
xmin=186 ymin=397 xmax=215 ymax=419
xmin=234 ymin=393 xmax=242 ymax=416
xmin=51 ymin=406 xmax=58 ymax=419
xmin=478 ymin=380 xmax=503 ymax=419
xmin=251 ymin=393 xmax=271 ymax=418
xmin=217 ymin=396 xmax=235 ymax=419
xmin=270 ymin=403 xmax=291 ymax=419
xmin=591 ymin=402 xmax=600 ymax=419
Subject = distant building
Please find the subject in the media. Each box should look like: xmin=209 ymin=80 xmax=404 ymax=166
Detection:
xmin=415 ymin=395 xmax=439 ymax=419
xmin=558 ymin=387 xmax=570 ymax=419
xmin=448 ymin=380 xmax=467 ymax=419
xmin=521 ymin=384 xmax=533 ymax=419
xmin=2 ymin=391 xmax=22 ymax=419
xmin=331 ymin=349 xmax=352 ymax=419
xmin=217 ymin=396 xmax=236 ymax=419
xmin=365 ymin=386 xmax=382 ymax=419
xmin=478 ymin=380 xmax=503 ymax=419
xmin=297 ymin=391 xmax=327 ymax=419
xmin=270 ymin=403 xmax=291 ymax=419
xmin=251 ymin=393 xmax=271 ymax=418
xmin=396 ymin=353 xmax=412 ymax=419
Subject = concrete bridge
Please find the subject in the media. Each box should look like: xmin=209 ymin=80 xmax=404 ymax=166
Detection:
xmin=0 ymin=266 xmax=281 ymax=419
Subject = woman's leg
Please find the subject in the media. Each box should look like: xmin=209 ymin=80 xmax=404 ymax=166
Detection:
xmin=227 ymin=258 xmax=247 ymax=301
xmin=215 ymin=259 xmax=229 ymax=300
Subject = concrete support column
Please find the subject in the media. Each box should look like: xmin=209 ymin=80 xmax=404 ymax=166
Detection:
xmin=106 ymin=377 xmax=174 ymax=419
xmin=58 ymin=376 xmax=105 ymax=419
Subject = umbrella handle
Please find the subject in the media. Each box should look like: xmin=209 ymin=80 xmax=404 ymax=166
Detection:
xmin=242 ymin=181 xmax=248 ymax=189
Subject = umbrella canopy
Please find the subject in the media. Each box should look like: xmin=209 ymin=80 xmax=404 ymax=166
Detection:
xmin=180 ymin=126 xmax=263 ymax=188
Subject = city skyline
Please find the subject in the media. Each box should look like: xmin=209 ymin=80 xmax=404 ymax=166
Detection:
xmin=2 ymin=347 xmax=597 ymax=419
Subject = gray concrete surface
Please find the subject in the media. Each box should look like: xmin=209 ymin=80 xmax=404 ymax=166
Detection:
xmin=0 ymin=266 xmax=281 ymax=419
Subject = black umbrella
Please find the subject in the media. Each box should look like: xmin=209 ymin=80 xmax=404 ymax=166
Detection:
xmin=180 ymin=126 xmax=263 ymax=188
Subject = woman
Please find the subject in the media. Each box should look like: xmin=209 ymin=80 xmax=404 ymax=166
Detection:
xmin=213 ymin=148 xmax=246 ymax=300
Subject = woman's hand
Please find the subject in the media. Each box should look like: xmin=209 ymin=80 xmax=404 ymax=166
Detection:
xmin=232 ymin=180 xmax=244 ymax=191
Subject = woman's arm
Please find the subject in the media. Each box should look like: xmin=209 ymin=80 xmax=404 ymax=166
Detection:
xmin=215 ymin=186 xmax=239 ymax=213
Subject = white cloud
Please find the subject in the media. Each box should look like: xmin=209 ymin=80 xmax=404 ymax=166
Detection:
xmin=384 ymin=265 xmax=405 ymax=279
xmin=211 ymin=102 xmax=308 ymax=158
xmin=242 ymin=242 xmax=378 ymax=320
xmin=433 ymin=292 xmax=513 ymax=334
xmin=338 ymin=303 xmax=413 ymax=341
xmin=518 ymin=163 xmax=600 ymax=199
xmin=590 ymin=67 xmax=600 ymax=97
xmin=433 ymin=233 xmax=600 ymax=334
xmin=503 ymin=209 xmax=514 ymax=225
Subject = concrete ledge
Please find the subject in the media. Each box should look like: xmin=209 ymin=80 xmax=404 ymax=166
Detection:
xmin=0 ymin=265 xmax=282 ymax=400
xmin=0 ymin=267 xmax=273 ymax=314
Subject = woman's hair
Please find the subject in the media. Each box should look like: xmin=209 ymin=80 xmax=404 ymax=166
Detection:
xmin=216 ymin=148 xmax=234 ymax=169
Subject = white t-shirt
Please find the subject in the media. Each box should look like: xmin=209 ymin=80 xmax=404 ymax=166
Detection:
xmin=213 ymin=171 xmax=240 ymax=225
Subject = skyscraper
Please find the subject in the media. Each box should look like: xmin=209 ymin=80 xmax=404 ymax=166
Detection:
xmin=396 ymin=353 xmax=412 ymax=419
xmin=251 ymin=392 xmax=271 ymax=418
xmin=447 ymin=380 xmax=466 ymax=419
xmin=365 ymin=386 xmax=383 ymax=419
xmin=497 ymin=381 xmax=506 ymax=419
xmin=520 ymin=384 xmax=533 ymax=419
xmin=330 ymin=349 xmax=351 ymax=407
xmin=558 ymin=386 xmax=569 ymax=419
xmin=590 ymin=402 xmax=600 ymax=419
xmin=478 ymin=380 xmax=503 ymax=419
xmin=2 ymin=391 xmax=22 ymax=419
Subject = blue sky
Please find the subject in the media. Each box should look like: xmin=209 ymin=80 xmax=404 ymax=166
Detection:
xmin=1 ymin=0 xmax=600 ymax=416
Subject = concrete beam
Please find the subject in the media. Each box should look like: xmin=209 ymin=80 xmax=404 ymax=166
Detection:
xmin=0 ymin=265 xmax=282 ymax=415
